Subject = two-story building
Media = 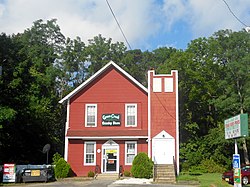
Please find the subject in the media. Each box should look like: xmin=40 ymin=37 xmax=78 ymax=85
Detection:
xmin=59 ymin=61 xmax=179 ymax=177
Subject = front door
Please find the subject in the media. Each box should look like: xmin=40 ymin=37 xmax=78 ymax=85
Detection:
xmin=102 ymin=140 xmax=119 ymax=173
xmin=152 ymin=131 xmax=175 ymax=164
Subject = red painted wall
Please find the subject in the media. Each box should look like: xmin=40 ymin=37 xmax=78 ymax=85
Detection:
xmin=67 ymin=139 xmax=147 ymax=176
xmin=149 ymin=71 xmax=177 ymax=139
xmin=69 ymin=67 xmax=148 ymax=131
xmin=67 ymin=66 xmax=148 ymax=176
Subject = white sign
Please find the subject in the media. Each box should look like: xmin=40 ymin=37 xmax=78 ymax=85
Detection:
xmin=3 ymin=163 xmax=16 ymax=183
xmin=224 ymin=115 xmax=241 ymax=139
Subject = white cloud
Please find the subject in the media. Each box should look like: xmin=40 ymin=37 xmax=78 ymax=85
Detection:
xmin=0 ymin=0 xmax=249 ymax=50
xmin=0 ymin=0 xmax=161 ymax=49
xmin=161 ymin=0 xmax=250 ymax=38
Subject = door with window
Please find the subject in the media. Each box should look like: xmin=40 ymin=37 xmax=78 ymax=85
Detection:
xmin=102 ymin=140 xmax=119 ymax=173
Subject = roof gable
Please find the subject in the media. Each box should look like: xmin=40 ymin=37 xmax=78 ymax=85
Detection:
xmin=153 ymin=130 xmax=174 ymax=139
xmin=59 ymin=61 xmax=148 ymax=103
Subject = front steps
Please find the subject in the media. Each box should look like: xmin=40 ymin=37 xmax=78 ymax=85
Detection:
xmin=96 ymin=173 xmax=119 ymax=180
xmin=154 ymin=164 xmax=176 ymax=184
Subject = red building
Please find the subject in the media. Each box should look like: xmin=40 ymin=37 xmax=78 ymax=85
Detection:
xmin=59 ymin=61 xmax=179 ymax=176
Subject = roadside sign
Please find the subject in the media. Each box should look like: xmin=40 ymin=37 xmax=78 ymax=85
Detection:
xmin=233 ymin=154 xmax=241 ymax=187
xmin=233 ymin=154 xmax=240 ymax=169
xmin=2 ymin=163 xmax=16 ymax=183
xmin=224 ymin=113 xmax=248 ymax=139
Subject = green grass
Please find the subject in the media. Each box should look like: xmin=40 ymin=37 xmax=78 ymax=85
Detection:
xmin=178 ymin=173 xmax=232 ymax=187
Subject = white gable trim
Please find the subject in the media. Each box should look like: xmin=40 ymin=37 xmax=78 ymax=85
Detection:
xmin=103 ymin=139 xmax=119 ymax=146
xmin=59 ymin=61 xmax=148 ymax=103
xmin=153 ymin=130 xmax=174 ymax=139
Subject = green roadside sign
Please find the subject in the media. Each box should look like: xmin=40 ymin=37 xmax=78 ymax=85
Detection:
xmin=224 ymin=113 xmax=248 ymax=139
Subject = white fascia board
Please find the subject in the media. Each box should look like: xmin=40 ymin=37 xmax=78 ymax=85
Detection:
xmin=66 ymin=136 xmax=148 ymax=140
xmin=175 ymin=70 xmax=180 ymax=175
xmin=59 ymin=61 xmax=148 ymax=103
xmin=150 ymin=69 xmax=178 ymax=77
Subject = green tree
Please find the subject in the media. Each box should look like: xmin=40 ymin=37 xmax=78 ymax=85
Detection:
xmin=86 ymin=34 xmax=126 ymax=77
xmin=0 ymin=19 xmax=66 ymax=164
xmin=211 ymin=29 xmax=250 ymax=164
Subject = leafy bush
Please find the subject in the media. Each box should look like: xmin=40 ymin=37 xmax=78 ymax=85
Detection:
xmin=52 ymin=152 xmax=62 ymax=165
xmin=188 ymin=159 xmax=226 ymax=175
xmin=87 ymin=171 xmax=95 ymax=177
xmin=200 ymin=159 xmax=226 ymax=173
xmin=54 ymin=158 xmax=71 ymax=178
xmin=123 ymin=170 xmax=131 ymax=177
xmin=189 ymin=165 xmax=206 ymax=175
xmin=131 ymin=152 xmax=153 ymax=179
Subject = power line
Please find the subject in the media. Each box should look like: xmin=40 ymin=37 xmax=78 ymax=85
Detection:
xmin=106 ymin=0 xmax=132 ymax=50
xmin=150 ymin=84 xmax=176 ymax=121
xmin=221 ymin=0 xmax=248 ymax=27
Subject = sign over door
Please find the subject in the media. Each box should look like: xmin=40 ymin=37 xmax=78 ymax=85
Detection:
xmin=152 ymin=131 xmax=175 ymax=164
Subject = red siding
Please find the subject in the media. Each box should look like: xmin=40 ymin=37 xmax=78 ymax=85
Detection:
xmin=149 ymin=71 xmax=177 ymax=139
xmin=69 ymin=67 xmax=148 ymax=131
xmin=67 ymin=139 xmax=147 ymax=176
xmin=67 ymin=66 xmax=148 ymax=176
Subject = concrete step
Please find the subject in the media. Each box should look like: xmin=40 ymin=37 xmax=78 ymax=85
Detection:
xmin=154 ymin=164 xmax=176 ymax=184
xmin=155 ymin=173 xmax=175 ymax=177
xmin=154 ymin=178 xmax=176 ymax=184
xmin=96 ymin=173 xmax=119 ymax=180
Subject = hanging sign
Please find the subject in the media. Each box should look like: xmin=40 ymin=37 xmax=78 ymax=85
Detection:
xmin=102 ymin=114 xmax=121 ymax=126
xmin=106 ymin=149 xmax=117 ymax=154
xmin=224 ymin=113 xmax=248 ymax=139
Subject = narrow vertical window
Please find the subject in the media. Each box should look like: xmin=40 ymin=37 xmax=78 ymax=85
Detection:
xmin=125 ymin=104 xmax=137 ymax=127
xmin=84 ymin=142 xmax=96 ymax=165
xmin=125 ymin=141 xmax=137 ymax=165
xmin=85 ymin=104 xmax=97 ymax=127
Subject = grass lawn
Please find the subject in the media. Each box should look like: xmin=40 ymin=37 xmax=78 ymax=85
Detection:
xmin=177 ymin=173 xmax=240 ymax=187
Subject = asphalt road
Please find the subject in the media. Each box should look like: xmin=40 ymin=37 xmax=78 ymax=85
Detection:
xmin=4 ymin=179 xmax=198 ymax=187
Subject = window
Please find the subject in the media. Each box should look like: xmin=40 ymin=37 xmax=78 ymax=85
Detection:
xmin=164 ymin=77 xmax=173 ymax=92
xmin=125 ymin=104 xmax=137 ymax=127
xmin=153 ymin=78 xmax=162 ymax=92
xmin=125 ymin=141 xmax=137 ymax=165
xmin=84 ymin=142 xmax=96 ymax=165
xmin=85 ymin=104 xmax=97 ymax=127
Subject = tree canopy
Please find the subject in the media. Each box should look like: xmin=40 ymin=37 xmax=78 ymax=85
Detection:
xmin=0 ymin=19 xmax=249 ymax=170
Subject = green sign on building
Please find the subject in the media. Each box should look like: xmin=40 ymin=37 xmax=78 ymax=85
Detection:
xmin=102 ymin=114 xmax=121 ymax=126
xmin=224 ymin=113 xmax=248 ymax=139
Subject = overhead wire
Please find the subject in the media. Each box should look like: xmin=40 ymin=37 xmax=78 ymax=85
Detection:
xmin=221 ymin=0 xmax=249 ymax=27
xmin=106 ymin=0 xmax=132 ymax=50
xmin=149 ymin=83 xmax=176 ymax=121
xmin=106 ymin=1 xmax=177 ymax=121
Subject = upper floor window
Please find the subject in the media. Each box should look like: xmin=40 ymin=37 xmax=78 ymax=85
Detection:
xmin=125 ymin=104 xmax=137 ymax=127
xmin=85 ymin=104 xmax=97 ymax=127
xmin=84 ymin=141 xmax=96 ymax=165
xmin=125 ymin=141 xmax=137 ymax=165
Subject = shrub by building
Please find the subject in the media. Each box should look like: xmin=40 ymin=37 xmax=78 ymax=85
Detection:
xmin=131 ymin=152 xmax=153 ymax=179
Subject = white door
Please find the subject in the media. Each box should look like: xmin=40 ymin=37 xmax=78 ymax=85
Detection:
xmin=152 ymin=131 xmax=175 ymax=164
xmin=102 ymin=140 xmax=119 ymax=173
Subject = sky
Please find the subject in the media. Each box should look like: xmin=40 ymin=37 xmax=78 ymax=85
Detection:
xmin=0 ymin=0 xmax=249 ymax=51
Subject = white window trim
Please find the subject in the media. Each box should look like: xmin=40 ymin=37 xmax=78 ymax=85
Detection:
xmin=85 ymin=104 xmax=97 ymax=127
xmin=125 ymin=104 xmax=137 ymax=127
xmin=84 ymin=141 xmax=96 ymax=166
xmin=125 ymin=141 xmax=137 ymax=165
